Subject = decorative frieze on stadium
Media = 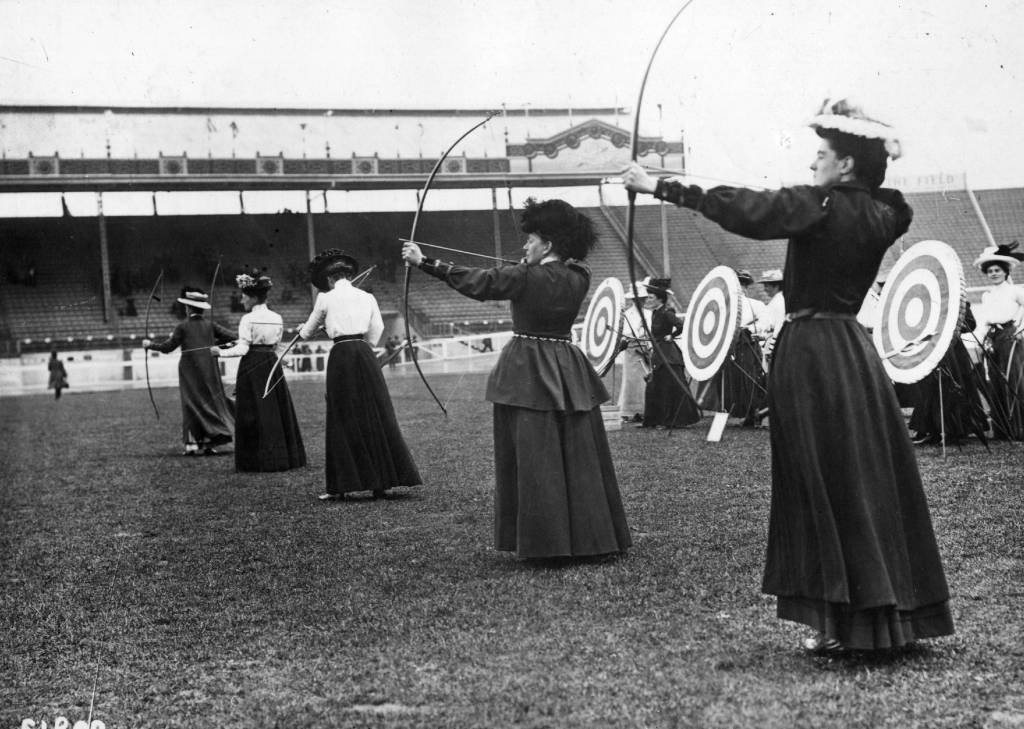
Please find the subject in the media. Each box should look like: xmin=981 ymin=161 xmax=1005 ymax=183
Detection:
xmin=0 ymin=152 xmax=511 ymax=178
xmin=506 ymin=119 xmax=681 ymax=159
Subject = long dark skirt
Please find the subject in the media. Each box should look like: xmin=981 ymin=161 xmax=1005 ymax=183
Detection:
xmin=693 ymin=332 xmax=766 ymax=422
xmin=324 ymin=340 xmax=421 ymax=495
xmin=982 ymin=327 xmax=1024 ymax=440
xmin=764 ymin=318 xmax=954 ymax=650
xmin=726 ymin=330 xmax=767 ymax=423
xmin=178 ymin=352 xmax=234 ymax=447
xmin=493 ymin=403 xmax=631 ymax=558
xmin=643 ymin=364 xmax=701 ymax=428
xmin=233 ymin=348 xmax=306 ymax=472
xmin=908 ymin=337 xmax=988 ymax=444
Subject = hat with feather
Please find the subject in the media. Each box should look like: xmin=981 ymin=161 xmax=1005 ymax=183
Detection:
xmin=974 ymin=240 xmax=1024 ymax=271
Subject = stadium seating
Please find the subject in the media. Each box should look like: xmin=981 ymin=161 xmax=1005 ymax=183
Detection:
xmin=1 ymin=187 xmax=1020 ymax=354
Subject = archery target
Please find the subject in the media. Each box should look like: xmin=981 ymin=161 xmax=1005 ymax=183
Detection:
xmin=682 ymin=266 xmax=744 ymax=381
xmin=873 ymin=240 xmax=965 ymax=384
xmin=581 ymin=277 xmax=625 ymax=376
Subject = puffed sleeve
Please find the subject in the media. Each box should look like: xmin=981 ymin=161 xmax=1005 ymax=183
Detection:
xmin=216 ymin=313 xmax=252 ymax=357
xmin=366 ymin=296 xmax=384 ymax=345
xmin=655 ymin=180 xmax=829 ymax=240
xmin=299 ymin=292 xmax=327 ymax=340
xmin=419 ymin=258 xmax=528 ymax=301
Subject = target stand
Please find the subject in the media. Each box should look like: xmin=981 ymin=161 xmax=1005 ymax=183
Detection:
xmin=681 ymin=266 xmax=744 ymax=441
xmin=580 ymin=277 xmax=625 ymax=378
xmin=873 ymin=240 xmax=966 ymax=456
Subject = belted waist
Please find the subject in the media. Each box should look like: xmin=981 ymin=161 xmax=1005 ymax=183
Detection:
xmin=513 ymin=331 xmax=572 ymax=343
xmin=786 ymin=308 xmax=858 ymax=322
xmin=333 ymin=334 xmax=364 ymax=343
xmin=249 ymin=344 xmax=276 ymax=351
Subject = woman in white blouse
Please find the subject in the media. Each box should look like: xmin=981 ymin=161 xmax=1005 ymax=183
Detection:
xmin=300 ymin=249 xmax=421 ymax=501
xmin=212 ymin=272 xmax=306 ymax=471
xmin=974 ymin=243 xmax=1024 ymax=439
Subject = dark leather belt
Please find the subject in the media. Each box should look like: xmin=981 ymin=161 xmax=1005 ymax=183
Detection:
xmin=333 ymin=334 xmax=364 ymax=343
xmin=249 ymin=344 xmax=276 ymax=351
xmin=786 ymin=308 xmax=857 ymax=322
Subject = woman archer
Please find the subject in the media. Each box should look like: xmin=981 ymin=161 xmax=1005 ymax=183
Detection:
xmin=624 ymin=98 xmax=954 ymax=654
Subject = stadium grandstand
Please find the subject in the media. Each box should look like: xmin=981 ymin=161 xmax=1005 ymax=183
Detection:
xmin=0 ymin=104 xmax=1021 ymax=390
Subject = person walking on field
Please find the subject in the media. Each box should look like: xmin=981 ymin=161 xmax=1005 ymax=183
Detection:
xmin=623 ymin=97 xmax=954 ymax=653
xmin=47 ymin=350 xmax=68 ymax=400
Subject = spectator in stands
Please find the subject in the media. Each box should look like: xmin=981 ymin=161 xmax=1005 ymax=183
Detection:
xmin=973 ymin=242 xmax=1024 ymax=440
xmin=124 ymin=296 xmax=138 ymax=317
xmin=211 ymin=272 xmax=306 ymax=472
xmin=402 ymin=197 xmax=631 ymax=560
xmin=47 ymin=350 xmax=68 ymax=400
xmin=641 ymin=278 xmax=701 ymax=429
xmin=143 ymin=286 xmax=235 ymax=456
xmin=622 ymin=97 xmax=953 ymax=653
xmin=299 ymin=249 xmax=421 ymax=500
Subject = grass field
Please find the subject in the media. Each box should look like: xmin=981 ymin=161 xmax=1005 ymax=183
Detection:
xmin=2 ymin=371 xmax=1023 ymax=728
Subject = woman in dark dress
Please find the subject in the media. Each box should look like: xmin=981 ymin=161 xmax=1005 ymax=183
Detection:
xmin=401 ymin=198 xmax=631 ymax=559
xmin=641 ymin=278 xmax=701 ymax=429
xmin=624 ymin=98 xmax=954 ymax=653
xmin=298 ymin=249 xmax=421 ymax=500
xmin=47 ymin=350 xmax=68 ymax=399
xmin=211 ymin=272 xmax=306 ymax=472
xmin=908 ymin=302 xmax=988 ymax=446
xmin=144 ymin=287 xmax=235 ymax=455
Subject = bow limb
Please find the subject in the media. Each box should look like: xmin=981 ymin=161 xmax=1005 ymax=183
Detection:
xmin=626 ymin=2 xmax=701 ymax=412
xmin=404 ymin=111 xmax=497 ymax=416
xmin=143 ymin=269 xmax=164 ymax=420
xmin=263 ymin=331 xmax=302 ymax=399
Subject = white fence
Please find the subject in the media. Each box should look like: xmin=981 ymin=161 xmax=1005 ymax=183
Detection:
xmin=0 ymin=331 xmax=513 ymax=397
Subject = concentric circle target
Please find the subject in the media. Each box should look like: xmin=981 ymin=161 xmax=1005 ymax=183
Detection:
xmin=581 ymin=277 xmax=625 ymax=376
xmin=682 ymin=266 xmax=743 ymax=381
xmin=872 ymin=240 xmax=965 ymax=384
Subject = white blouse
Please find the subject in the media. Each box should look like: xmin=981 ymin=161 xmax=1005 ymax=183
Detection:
xmin=980 ymin=280 xmax=1024 ymax=328
xmin=299 ymin=278 xmax=384 ymax=344
xmin=217 ymin=303 xmax=284 ymax=357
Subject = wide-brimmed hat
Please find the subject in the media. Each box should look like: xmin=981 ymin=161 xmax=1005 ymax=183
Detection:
xmin=735 ymin=269 xmax=754 ymax=286
xmin=757 ymin=269 xmax=784 ymax=284
xmin=808 ymin=97 xmax=902 ymax=160
xmin=645 ymin=277 xmax=673 ymax=297
xmin=235 ymin=270 xmax=272 ymax=295
xmin=624 ymin=278 xmax=649 ymax=299
xmin=974 ymin=241 xmax=1024 ymax=271
xmin=176 ymin=287 xmax=211 ymax=310
xmin=309 ymin=248 xmax=359 ymax=293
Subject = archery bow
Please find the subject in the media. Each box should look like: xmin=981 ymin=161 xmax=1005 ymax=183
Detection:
xmin=626 ymin=2 xmax=701 ymax=413
xmin=143 ymin=269 xmax=164 ymax=419
xmin=404 ymin=111 xmax=497 ymax=416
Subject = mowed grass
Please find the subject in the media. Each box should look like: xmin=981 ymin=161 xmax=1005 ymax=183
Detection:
xmin=1 ymin=371 xmax=1023 ymax=728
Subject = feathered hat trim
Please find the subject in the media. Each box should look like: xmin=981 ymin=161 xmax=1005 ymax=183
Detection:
xmin=974 ymin=240 xmax=1024 ymax=271
xmin=809 ymin=97 xmax=902 ymax=160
